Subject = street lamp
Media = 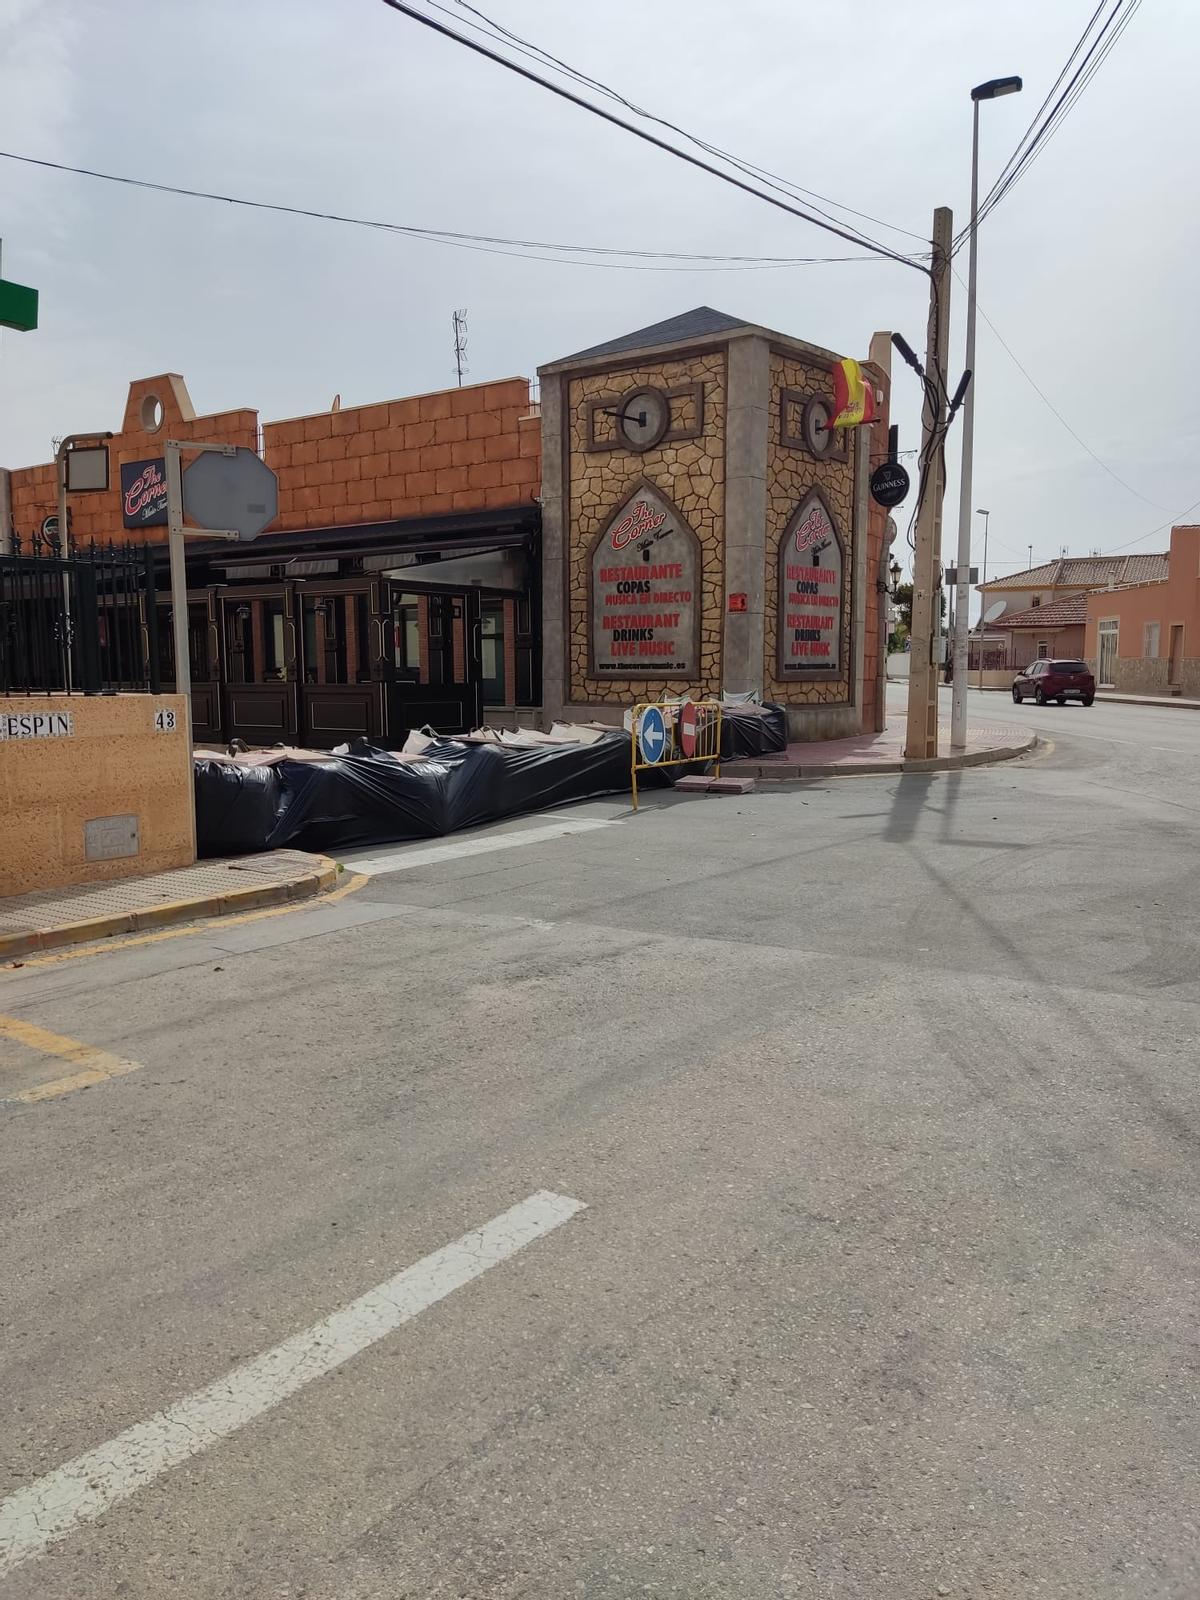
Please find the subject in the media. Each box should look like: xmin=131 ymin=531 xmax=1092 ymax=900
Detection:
xmin=975 ymin=507 xmax=990 ymax=689
xmin=950 ymin=74 xmax=1021 ymax=748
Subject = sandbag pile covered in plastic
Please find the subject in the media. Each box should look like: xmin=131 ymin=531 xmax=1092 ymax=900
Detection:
xmin=194 ymin=723 xmax=635 ymax=857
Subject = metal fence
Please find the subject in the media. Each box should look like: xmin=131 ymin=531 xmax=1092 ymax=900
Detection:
xmin=0 ymin=533 xmax=160 ymax=696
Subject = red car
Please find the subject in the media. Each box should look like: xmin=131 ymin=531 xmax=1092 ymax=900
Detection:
xmin=1012 ymin=658 xmax=1095 ymax=706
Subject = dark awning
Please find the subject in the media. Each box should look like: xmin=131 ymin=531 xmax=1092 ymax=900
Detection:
xmin=152 ymin=504 xmax=539 ymax=569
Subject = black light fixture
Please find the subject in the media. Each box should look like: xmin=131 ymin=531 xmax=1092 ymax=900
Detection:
xmin=971 ymin=75 xmax=1023 ymax=101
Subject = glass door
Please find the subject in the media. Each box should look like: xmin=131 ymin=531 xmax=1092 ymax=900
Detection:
xmin=1097 ymin=619 xmax=1118 ymax=688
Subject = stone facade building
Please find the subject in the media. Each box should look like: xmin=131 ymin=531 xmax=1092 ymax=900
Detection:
xmin=539 ymin=307 xmax=893 ymax=740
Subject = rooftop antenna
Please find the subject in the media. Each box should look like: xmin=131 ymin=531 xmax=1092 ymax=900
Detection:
xmin=452 ymin=308 xmax=468 ymax=387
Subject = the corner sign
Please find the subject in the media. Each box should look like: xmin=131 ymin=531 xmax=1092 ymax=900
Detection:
xmin=590 ymin=484 xmax=699 ymax=678
xmin=0 ymin=711 xmax=74 ymax=740
xmin=121 ymin=458 xmax=169 ymax=528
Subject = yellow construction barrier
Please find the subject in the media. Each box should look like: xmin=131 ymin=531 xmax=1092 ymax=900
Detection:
xmin=630 ymin=700 xmax=722 ymax=811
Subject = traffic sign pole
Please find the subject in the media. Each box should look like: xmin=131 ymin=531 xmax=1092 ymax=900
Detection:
xmin=164 ymin=439 xmax=249 ymax=857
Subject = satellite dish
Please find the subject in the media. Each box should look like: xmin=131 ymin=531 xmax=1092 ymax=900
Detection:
xmin=982 ymin=600 xmax=1007 ymax=624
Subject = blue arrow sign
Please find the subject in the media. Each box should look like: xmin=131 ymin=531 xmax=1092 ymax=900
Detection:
xmin=637 ymin=705 xmax=667 ymax=765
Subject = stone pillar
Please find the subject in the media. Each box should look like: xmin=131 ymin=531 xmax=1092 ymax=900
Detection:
xmin=538 ymin=372 xmax=567 ymax=725
xmin=850 ymin=424 xmax=870 ymax=714
xmin=721 ymin=334 xmax=769 ymax=697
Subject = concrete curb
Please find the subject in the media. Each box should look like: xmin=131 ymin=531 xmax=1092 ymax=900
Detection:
xmin=0 ymin=856 xmax=340 ymax=962
xmin=1096 ymin=694 xmax=1200 ymax=711
xmin=725 ymin=731 xmax=1039 ymax=782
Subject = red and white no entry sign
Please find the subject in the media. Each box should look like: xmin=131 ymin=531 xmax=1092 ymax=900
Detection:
xmin=678 ymin=699 xmax=699 ymax=758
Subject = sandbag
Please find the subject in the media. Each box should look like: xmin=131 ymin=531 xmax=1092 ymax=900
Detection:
xmin=195 ymin=729 xmax=638 ymax=857
xmin=193 ymin=759 xmax=282 ymax=856
xmin=720 ymin=702 xmax=787 ymax=758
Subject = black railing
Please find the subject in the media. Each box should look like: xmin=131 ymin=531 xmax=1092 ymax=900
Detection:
xmin=0 ymin=533 xmax=160 ymax=696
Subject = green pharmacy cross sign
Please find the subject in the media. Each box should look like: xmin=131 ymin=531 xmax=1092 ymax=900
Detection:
xmin=0 ymin=277 xmax=38 ymax=332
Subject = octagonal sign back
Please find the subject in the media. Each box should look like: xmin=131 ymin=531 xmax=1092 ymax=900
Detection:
xmin=182 ymin=448 xmax=278 ymax=542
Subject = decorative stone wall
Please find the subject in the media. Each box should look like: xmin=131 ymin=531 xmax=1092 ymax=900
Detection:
xmin=763 ymin=353 xmax=858 ymax=705
xmin=566 ymin=352 xmax=726 ymax=704
xmin=1112 ymin=655 xmax=1169 ymax=694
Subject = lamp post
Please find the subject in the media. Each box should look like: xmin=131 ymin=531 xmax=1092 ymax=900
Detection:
xmin=976 ymin=507 xmax=990 ymax=689
xmin=950 ymin=74 xmax=1022 ymax=748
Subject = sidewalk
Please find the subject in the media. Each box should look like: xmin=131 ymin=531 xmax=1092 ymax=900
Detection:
xmin=1096 ymin=691 xmax=1200 ymax=710
xmin=0 ymin=850 xmax=339 ymax=962
xmin=724 ymin=719 xmax=1037 ymax=780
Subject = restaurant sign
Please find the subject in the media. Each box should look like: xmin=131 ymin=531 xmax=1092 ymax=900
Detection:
xmin=591 ymin=484 xmax=698 ymax=677
xmin=120 ymin=457 xmax=168 ymax=529
xmin=777 ymin=489 xmax=844 ymax=676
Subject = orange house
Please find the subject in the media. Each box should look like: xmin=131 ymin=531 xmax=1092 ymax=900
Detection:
xmin=1084 ymin=525 xmax=1200 ymax=696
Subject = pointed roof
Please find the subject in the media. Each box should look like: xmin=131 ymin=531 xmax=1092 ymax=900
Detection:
xmin=981 ymin=552 xmax=1169 ymax=590
xmin=991 ymin=593 xmax=1090 ymax=629
xmin=557 ymin=306 xmax=758 ymax=364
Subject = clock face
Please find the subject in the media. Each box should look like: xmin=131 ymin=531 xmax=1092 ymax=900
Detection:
xmin=618 ymin=386 xmax=670 ymax=451
xmin=802 ymin=396 xmax=834 ymax=458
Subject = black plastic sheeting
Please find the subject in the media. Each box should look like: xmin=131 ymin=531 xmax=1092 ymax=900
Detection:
xmin=719 ymin=702 xmax=787 ymax=758
xmin=196 ymin=730 xmax=638 ymax=857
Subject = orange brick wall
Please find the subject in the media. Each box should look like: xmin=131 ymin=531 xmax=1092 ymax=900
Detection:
xmin=261 ymin=378 xmax=540 ymax=531
xmin=7 ymin=374 xmax=255 ymax=549
xmin=7 ymin=374 xmax=541 ymax=549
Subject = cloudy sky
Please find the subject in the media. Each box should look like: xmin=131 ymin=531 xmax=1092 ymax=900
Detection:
xmin=1 ymin=0 xmax=1197 ymax=599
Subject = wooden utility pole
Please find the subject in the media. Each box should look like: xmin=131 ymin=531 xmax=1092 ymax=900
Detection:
xmin=905 ymin=206 xmax=953 ymax=761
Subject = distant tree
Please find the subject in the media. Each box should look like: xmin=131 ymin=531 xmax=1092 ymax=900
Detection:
xmin=893 ymin=582 xmax=945 ymax=632
xmin=889 ymin=581 xmax=945 ymax=655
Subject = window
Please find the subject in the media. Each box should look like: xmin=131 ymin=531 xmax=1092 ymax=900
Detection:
xmin=301 ymin=595 xmax=348 ymax=684
xmin=1097 ymin=619 xmax=1118 ymax=687
xmin=1030 ymin=595 xmax=1041 ymax=608
xmin=1144 ymin=621 xmax=1161 ymax=658
xmin=481 ymin=600 xmax=505 ymax=704
xmin=392 ymin=591 xmax=421 ymax=680
xmin=1037 ymin=640 xmax=1049 ymax=658
xmin=263 ymin=600 xmax=286 ymax=681
xmin=157 ymin=601 xmax=210 ymax=683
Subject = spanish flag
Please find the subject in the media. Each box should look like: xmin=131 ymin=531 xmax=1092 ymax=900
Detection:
xmin=830 ymin=357 xmax=876 ymax=429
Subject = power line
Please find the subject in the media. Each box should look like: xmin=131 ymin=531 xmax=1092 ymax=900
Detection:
xmin=976 ymin=0 xmax=1141 ymax=229
xmin=961 ymin=0 xmax=1141 ymax=246
xmin=963 ymin=0 xmax=1107 ymax=242
xmin=440 ymin=0 xmax=928 ymax=246
xmin=960 ymin=272 xmax=1172 ymax=512
xmin=378 ymin=0 xmax=927 ymax=273
xmin=1101 ymin=495 xmax=1200 ymax=554
xmin=0 ymin=149 xmax=886 ymax=273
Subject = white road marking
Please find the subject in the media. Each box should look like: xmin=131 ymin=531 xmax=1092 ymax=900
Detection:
xmin=0 ymin=1189 xmax=586 ymax=1579
xmin=341 ymin=815 xmax=622 ymax=877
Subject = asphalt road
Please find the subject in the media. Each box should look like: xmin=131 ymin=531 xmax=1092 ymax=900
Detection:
xmin=2 ymin=690 xmax=1198 ymax=1599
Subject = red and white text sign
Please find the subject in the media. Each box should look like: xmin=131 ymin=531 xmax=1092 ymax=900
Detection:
xmin=591 ymin=485 xmax=699 ymax=678
xmin=777 ymin=491 xmax=844 ymax=676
